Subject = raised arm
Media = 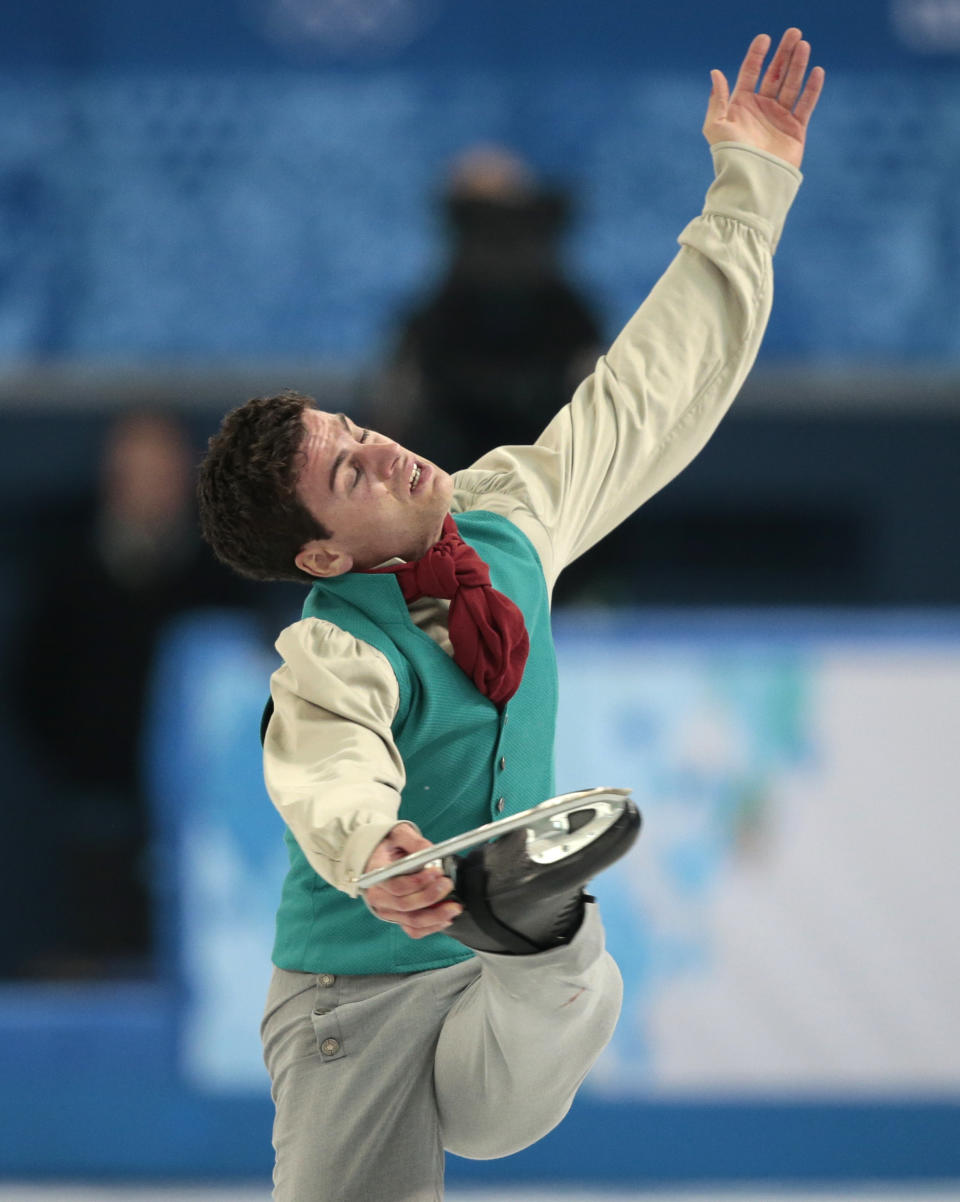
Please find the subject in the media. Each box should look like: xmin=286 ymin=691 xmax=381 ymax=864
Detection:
xmin=453 ymin=30 xmax=824 ymax=588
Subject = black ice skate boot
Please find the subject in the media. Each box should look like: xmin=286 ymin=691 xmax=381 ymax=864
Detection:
xmin=441 ymin=790 xmax=641 ymax=955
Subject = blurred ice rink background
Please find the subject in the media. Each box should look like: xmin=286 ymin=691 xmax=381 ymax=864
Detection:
xmin=1 ymin=1189 xmax=959 ymax=1201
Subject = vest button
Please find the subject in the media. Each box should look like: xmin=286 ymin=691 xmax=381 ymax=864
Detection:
xmin=496 ymin=797 xmax=505 ymax=813
xmin=499 ymin=756 xmax=506 ymax=771
xmin=320 ymin=1038 xmax=340 ymax=1056
xmin=318 ymin=974 xmax=336 ymax=987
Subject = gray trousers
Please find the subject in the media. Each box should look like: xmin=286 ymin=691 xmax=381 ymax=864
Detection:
xmin=261 ymin=903 xmax=622 ymax=1202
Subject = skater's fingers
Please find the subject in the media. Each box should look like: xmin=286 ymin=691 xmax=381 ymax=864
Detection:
xmin=366 ymin=873 xmax=454 ymax=918
xmin=732 ymin=32 xmax=772 ymax=97
xmin=364 ymin=822 xmax=431 ymax=867
xmin=383 ymin=821 xmax=433 ymax=856
xmin=377 ymin=867 xmax=452 ymax=900
xmin=378 ymin=899 xmax=463 ymax=937
xmin=401 ymin=901 xmax=463 ymax=938
xmin=403 ymin=899 xmax=462 ymax=927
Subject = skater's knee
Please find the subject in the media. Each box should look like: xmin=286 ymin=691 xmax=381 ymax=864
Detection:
xmin=443 ymin=1105 xmax=570 ymax=1161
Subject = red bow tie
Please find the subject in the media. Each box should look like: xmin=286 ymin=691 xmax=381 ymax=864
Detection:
xmin=367 ymin=515 xmax=529 ymax=707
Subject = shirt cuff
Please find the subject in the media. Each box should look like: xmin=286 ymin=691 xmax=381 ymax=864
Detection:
xmin=702 ymin=141 xmax=803 ymax=253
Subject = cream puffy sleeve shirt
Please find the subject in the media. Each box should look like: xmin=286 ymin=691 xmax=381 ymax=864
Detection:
xmin=264 ymin=144 xmax=803 ymax=895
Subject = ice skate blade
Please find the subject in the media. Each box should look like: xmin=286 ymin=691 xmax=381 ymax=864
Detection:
xmin=354 ymin=786 xmax=633 ymax=890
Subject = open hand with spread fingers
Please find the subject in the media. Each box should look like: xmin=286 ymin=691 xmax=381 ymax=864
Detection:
xmin=703 ymin=28 xmax=825 ymax=170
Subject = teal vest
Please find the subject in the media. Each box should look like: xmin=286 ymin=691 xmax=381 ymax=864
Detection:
xmin=271 ymin=510 xmax=558 ymax=975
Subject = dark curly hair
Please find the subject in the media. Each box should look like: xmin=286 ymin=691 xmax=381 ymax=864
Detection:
xmin=197 ymin=390 xmax=332 ymax=583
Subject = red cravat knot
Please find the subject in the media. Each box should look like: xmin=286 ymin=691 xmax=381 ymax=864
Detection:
xmin=368 ymin=514 xmax=529 ymax=707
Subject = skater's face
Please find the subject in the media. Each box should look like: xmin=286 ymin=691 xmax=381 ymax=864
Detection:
xmin=293 ymin=408 xmax=453 ymax=577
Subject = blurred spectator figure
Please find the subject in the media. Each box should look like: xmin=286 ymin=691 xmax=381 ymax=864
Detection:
xmin=383 ymin=144 xmax=603 ymax=470
xmin=9 ymin=410 xmax=253 ymax=979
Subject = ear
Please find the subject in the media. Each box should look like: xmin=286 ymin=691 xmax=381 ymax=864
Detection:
xmin=295 ymin=539 xmax=354 ymax=579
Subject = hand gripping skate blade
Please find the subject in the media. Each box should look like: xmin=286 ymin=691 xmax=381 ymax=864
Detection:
xmin=354 ymin=787 xmax=634 ymax=891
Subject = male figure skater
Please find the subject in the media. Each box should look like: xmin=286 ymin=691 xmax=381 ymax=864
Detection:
xmin=198 ymin=30 xmax=823 ymax=1202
